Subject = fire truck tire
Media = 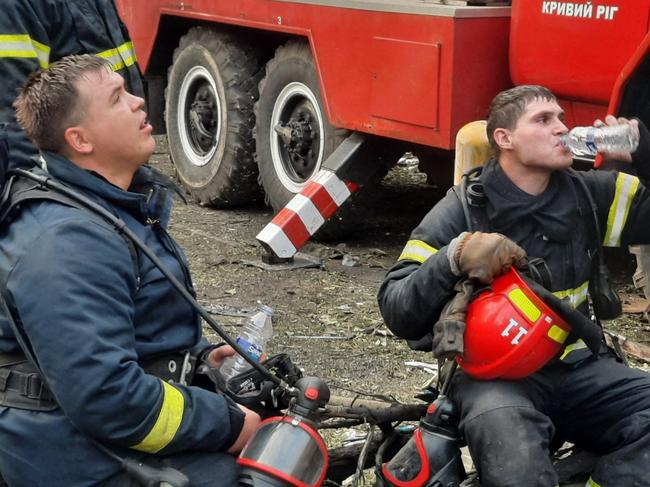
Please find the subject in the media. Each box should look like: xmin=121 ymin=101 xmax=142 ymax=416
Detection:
xmin=256 ymin=41 xmax=398 ymax=240
xmin=165 ymin=27 xmax=261 ymax=207
xmin=255 ymin=41 xmax=347 ymax=213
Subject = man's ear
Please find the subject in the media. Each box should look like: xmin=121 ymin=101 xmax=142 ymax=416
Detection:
xmin=493 ymin=128 xmax=513 ymax=150
xmin=63 ymin=126 xmax=93 ymax=155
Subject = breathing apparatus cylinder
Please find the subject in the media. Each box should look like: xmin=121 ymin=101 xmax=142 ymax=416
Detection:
xmin=237 ymin=377 xmax=330 ymax=487
xmin=381 ymin=395 xmax=466 ymax=487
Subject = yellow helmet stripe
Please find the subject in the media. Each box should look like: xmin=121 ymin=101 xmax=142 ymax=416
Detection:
xmin=398 ymin=240 xmax=438 ymax=263
xmin=131 ymin=380 xmax=185 ymax=453
xmin=507 ymin=288 xmax=541 ymax=322
xmin=547 ymin=324 xmax=568 ymax=344
xmin=604 ymin=173 xmax=639 ymax=247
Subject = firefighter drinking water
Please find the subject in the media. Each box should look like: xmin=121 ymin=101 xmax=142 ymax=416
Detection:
xmin=379 ymin=85 xmax=650 ymax=487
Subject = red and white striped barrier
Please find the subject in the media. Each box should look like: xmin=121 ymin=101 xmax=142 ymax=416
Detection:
xmin=256 ymin=169 xmax=359 ymax=258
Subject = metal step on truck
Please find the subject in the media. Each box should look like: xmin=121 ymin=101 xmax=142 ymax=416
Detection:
xmin=115 ymin=0 xmax=650 ymax=259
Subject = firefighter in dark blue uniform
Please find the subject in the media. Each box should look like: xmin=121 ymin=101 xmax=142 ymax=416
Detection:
xmin=0 ymin=0 xmax=144 ymax=175
xmin=379 ymin=85 xmax=650 ymax=487
xmin=0 ymin=55 xmax=261 ymax=487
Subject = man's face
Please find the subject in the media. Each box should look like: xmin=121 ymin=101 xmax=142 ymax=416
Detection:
xmin=74 ymin=68 xmax=154 ymax=169
xmin=505 ymin=98 xmax=572 ymax=171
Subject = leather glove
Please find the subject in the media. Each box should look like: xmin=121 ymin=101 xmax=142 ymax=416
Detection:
xmin=449 ymin=231 xmax=527 ymax=284
xmin=432 ymin=280 xmax=474 ymax=359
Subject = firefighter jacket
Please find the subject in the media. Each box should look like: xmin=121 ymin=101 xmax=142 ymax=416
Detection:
xmin=0 ymin=0 xmax=144 ymax=174
xmin=0 ymin=152 xmax=244 ymax=487
xmin=378 ymin=147 xmax=650 ymax=364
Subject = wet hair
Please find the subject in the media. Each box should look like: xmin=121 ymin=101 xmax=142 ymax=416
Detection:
xmin=486 ymin=85 xmax=557 ymax=154
xmin=14 ymin=54 xmax=111 ymax=153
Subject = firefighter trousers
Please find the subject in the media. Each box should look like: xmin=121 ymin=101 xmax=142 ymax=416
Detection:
xmin=450 ymin=351 xmax=650 ymax=487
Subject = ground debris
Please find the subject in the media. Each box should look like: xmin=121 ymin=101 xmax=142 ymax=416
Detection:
xmin=342 ymin=254 xmax=361 ymax=267
xmin=604 ymin=329 xmax=650 ymax=363
xmin=354 ymin=324 xmax=394 ymax=338
xmin=404 ymin=361 xmax=438 ymax=375
xmin=290 ymin=334 xmax=353 ymax=340
xmin=621 ymin=293 xmax=650 ymax=316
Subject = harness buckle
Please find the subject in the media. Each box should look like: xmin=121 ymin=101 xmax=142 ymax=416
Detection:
xmin=179 ymin=351 xmax=195 ymax=386
xmin=0 ymin=368 xmax=10 ymax=391
xmin=23 ymin=373 xmax=44 ymax=399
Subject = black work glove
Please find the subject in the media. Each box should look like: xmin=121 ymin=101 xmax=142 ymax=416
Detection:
xmin=432 ymin=280 xmax=474 ymax=359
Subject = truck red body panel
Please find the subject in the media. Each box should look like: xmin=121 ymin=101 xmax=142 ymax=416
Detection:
xmin=116 ymin=1 xmax=511 ymax=150
xmin=510 ymin=1 xmax=650 ymax=125
xmin=115 ymin=0 xmax=650 ymax=142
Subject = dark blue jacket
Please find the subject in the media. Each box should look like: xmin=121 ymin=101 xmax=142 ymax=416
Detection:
xmin=0 ymin=152 xmax=244 ymax=487
xmin=0 ymin=0 xmax=144 ymax=174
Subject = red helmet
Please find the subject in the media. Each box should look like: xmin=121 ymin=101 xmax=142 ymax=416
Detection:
xmin=457 ymin=268 xmax=571 ymax=380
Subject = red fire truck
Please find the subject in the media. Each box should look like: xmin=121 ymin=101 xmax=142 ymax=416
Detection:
xmin=115 ymin=0 xmax=650 ymax=256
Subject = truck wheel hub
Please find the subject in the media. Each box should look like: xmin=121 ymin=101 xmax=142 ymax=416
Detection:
xmin=189 ymin=90 xmax=218 ymax=155
xmin=275 ymin=110 xmax=318 ymax=177
xmin=270 ymin=82 xmax=325 ymax=192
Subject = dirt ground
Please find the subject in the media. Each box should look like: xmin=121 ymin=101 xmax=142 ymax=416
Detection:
xmin=150 ymin=136 xmax=650 ymax=406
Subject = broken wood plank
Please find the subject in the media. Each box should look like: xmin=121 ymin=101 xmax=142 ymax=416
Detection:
xmin=603 ymin=329 xmax=650 ymax=363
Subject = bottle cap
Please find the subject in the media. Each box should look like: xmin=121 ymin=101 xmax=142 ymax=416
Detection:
xmin=258 ymin=304 xmax=274 ymax=316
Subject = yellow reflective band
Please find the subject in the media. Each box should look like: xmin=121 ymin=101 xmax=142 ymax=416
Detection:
xmin=131 ymin=380 xmax=184 ymax=453
xmin=0 ymin=34 xmax=50 ymax=68
xmin=604 ymin=173 xmax=639 ymax=247
xmin=560 ymin=339 xmax=588 ymax=361
xmin=96 ymin=41 xmax=137 ymax=71
xmin=398 ymin=240 xmax=438 ymax=263
xmin=507 ymin=288 xmax=541 ymax=322
xmin=586 ymin=477 xmax=602 ymax=487
xmin=552 ymin=281 xmax=588 ymax=308
xmin=547 ymin=324 xmax=569 ymax=344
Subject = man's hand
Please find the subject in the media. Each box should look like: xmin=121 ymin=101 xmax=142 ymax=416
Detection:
xmin=594 ymin=115 xmax=639 ymax=164
xmin=205 ymin=345 xmax=236 ymax=369
xmin=227 ymin=405 xmax=261 ymax=454
xmin=450 ymin=232 xmax=527 ymax=284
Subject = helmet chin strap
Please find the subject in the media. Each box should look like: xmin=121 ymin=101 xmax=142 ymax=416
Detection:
xmin=520 ymin=274 xmax=602 ymax=356
xmin=523 ymin=257 xmax=553 ymax=289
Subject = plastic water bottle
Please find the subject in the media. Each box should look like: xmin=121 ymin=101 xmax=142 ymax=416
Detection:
xmin=561 ymin=123 xmax=639 ymax=156
xmin=220 ymin=305 xmax=274 ymax=381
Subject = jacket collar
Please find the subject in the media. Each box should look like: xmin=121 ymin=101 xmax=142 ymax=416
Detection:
xmin=39 ymin=151 xmax=161 ymax=223
xmin=481 ymin=158 xmax=577 ymax=243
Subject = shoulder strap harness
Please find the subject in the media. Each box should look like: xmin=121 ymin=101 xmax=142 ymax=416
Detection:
xmin=0 ymin=174 xmax=140 ymax=287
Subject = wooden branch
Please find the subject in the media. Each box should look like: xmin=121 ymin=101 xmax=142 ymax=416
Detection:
xmin=323 ymin=395 xmax=427 ymax=424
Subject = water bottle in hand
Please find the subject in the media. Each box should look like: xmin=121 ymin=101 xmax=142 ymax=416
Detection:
xmin=220 ymin=305 xmax=274 ymax=381
xmin=561 ymin=123 xmax=639 ymax=156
